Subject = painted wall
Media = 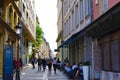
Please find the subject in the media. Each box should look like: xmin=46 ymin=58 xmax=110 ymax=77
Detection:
xmin=92 ymin=0 xmax=100 ymax=20
xmin=108 ymin=0 xmax=120 ymax=9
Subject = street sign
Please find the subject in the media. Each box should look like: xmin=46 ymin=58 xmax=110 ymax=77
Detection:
xmin=3 ymin=45 xmax=13 ymax=80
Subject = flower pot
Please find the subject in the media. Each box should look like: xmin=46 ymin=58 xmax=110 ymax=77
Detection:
xmin=83 ymin=66 xmax=89 ymax=80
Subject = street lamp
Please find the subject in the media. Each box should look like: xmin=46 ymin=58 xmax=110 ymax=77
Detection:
xmin=15 ymin=22 xmax=22 ymax=80
xmin=16 ymin=22 xmax=22 ymax=35
xmin=15 ymin=22 xmax=23 ymax=59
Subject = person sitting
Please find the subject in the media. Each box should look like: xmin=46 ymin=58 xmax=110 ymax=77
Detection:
xmin=64 ymin=63 xmax=74 ymax=79
xmin=75 ymin=62 xmax=83 ymax=79
xmin=72 ymin=62 xmax=78 ymax=71
xmin=71 ymin=62 xmax=79 ymax=79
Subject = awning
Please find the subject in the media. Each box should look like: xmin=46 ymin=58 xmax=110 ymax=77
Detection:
xmin=58 ymin=28 xmax=86 ymax=49
xmin=86 ymin=2 xmax=120 ymax=37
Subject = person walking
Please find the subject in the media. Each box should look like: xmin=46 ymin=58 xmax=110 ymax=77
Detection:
xmin=47 ymin=58 xmax=52 ymax=72
xmin=30 ymin=54 xmax=35 ymax=69
xmin=57 ymin=58 xmax=61 ymax=70
xmin=19 ymin=58 xmax=23 ymax=71
xmin=37 ymin=57 xmax=42 ymax=71
xmin=53 ymin=57 xmax=57 ymax=74
xmin=42 ymin=58 xmax=47 ymax=72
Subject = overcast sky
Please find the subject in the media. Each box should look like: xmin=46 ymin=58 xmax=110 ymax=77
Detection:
xmin=35 ymin=0 xmax=57 ymax=54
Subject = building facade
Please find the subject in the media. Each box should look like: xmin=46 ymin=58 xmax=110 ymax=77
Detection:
xmin=0 ymin=0 xmax=36 ymax=78
xmin=57 ymin=0 xmax=120 ymax=80
xmin=88 ymin=0 xmax=120 ymax=79
xmin=39 ymin=38 xmax=50 ymax=59
xmin=56 ymin=0 xmax=62 ymax=61
xmin=0 ymin=0 xmax=21 ymax=78
xmin=57 ymin=0 xmax=92 ymax=65
xmin=21 ymin=0 xmax=36 ymax=65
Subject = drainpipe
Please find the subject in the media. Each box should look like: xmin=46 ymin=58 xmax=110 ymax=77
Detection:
xmin=90 ymin=0 xmax=94 ymax=80
xmin=61 ymin=0 xmax=64 ymax=63
xmin=91 ymin=38 xmax=95 ymax=80
xmin=19 ymin=0 xmax=23 ymax=64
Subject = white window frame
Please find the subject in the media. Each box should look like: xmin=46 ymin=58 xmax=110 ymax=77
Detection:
xmin=80 ymin=0 xmax=84 ymax=22
xmin=85 ymin=0 xmax=90 ymax=16
xmin=103 ymin=0 xmax=108 ymax=12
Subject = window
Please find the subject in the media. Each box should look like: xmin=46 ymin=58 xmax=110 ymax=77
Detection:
xmin=23 ymin=4 xmax=25 ymax=12
xmin=85 ymin=0 xmax=90 ymax=16
xmin=103 ymin=0 xmax=108 ymax=12
xmin=69 ymin=16 xmax=71 ymax=33
xmin=75 ymin=3 xmax=79 ymax=26
xmin=101 ymin=32 xmax=120 ymax=72
xmin=111 ymin=40 xmax=119 ymax=71
xmin=103 ymin=42 xmax=110 ymax=70
xmin=72 ymin=10 xmax=74 ymax=29
xmin=0 ymin=0 xmax=3 ymax=17
xmin=14 ymin=13 xmax=17 ymax=26
xmin=7 ymin=6 xmax=12 ymax=26
xmin=80 ymin=0 xmax=84 ymax=21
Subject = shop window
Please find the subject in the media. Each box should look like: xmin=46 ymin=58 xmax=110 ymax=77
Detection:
xmin=102 ymin=32 xmax=120 ymax=72
xmin=111 ymin=40 xmax=119 ymax=71
xmin=103 ymin=42 xmax=110 ymax=70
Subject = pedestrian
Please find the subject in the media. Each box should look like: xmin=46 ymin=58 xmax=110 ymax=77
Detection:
xmin=42 ymin=58 xmax=46 ymax=72
xmin=30 ymin=54 xmax=35 ymax=69
xmin=37 ymin=57 xmax=42 ymax=71
xmin=47 ymin=58 xmax=52 ymax=72
xmin=13 ymin=57 xmax=17 ymax=74
xmin=19 ymin=58 xmax=23 ymax=71
xmin=57 ymin=58 xmax=61 ymax=70
xmin=53 ymin=57 xmax=57 ymax=74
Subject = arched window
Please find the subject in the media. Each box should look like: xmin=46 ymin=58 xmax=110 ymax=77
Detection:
xmin=14 ymin=12 xmax=17 ymax=26
xmin=7 ymin=5 xmax=12 ymax=27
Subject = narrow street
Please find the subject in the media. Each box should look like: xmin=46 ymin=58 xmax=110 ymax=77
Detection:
xmin=19 ymin=64 xmax=70 ymax=80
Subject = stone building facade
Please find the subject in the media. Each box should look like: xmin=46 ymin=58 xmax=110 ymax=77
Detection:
xmin=0 ymin=0 xmax=36 ymax=78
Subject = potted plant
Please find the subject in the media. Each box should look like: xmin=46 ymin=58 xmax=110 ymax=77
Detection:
xmin=81 ymin=61 xmax=90 ymax=80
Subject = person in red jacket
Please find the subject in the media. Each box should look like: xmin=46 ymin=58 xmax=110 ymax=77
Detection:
xmin=13 ymin=57 xmax=17 ymax=73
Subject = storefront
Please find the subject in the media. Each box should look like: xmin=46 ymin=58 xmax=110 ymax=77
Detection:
xmin=87 ymin=2 xmax=120 ymax=80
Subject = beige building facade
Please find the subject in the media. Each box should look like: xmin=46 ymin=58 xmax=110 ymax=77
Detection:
xmin=0 ymin=0 xmax=21 ymax=77
xmin=39 ymin=38 xmax=50 ymax=59
xmin=56 ymin=0 xmax=62 ymax=61
xmin=0 ymin=0 xmax=36 ymax=78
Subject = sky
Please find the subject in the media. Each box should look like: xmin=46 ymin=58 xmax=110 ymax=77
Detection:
xmin=35 ymin=0 xmax=57 ymax=54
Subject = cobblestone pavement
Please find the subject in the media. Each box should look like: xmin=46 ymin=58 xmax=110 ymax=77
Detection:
xmin=20 ymin=64 xmax=70 ymax=80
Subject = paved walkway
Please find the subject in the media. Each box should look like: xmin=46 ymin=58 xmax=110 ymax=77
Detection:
xmin=20 ymin=64 xmax=70 ymax=80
